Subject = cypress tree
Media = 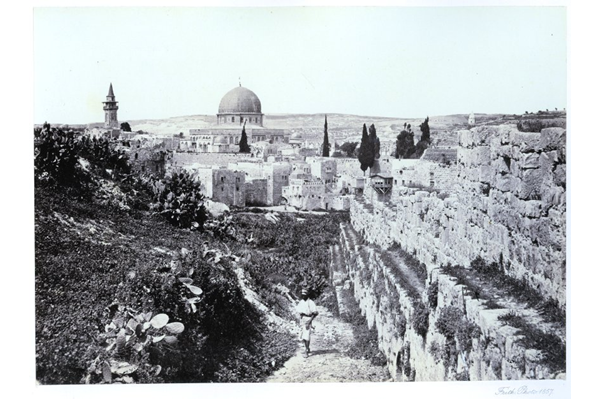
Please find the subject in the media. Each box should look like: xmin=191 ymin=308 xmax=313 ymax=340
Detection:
xmin=412 ymin=116 xmax=431 ymax=158
xmin=358 ymin=123 xmax=373 ymax=175
xmin=419 ymin=116 xmax=431 ymax=143
xmin=239 ymin=122 xmax=251 ymax=153
xmin=322 ymin=115 xmax=330 ymax=157
xmin=368 ymin=124 xmax=380 ymax=162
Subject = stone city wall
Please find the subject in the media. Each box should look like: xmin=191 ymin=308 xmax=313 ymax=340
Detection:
xmin=333 ymin=221 xmax=563 ymax=382
xmin=350 ymin=125 xmax=567 ymax=307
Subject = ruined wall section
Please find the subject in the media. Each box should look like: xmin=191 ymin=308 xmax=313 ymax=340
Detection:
xmin=350 ymin=125 xmax=566 ymax=307
xmin=335 ymin=223 xmax=558 ymax=382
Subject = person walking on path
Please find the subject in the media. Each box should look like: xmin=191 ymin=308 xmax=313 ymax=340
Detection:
xmin=296 ymin=288 xmax=319 ymax=358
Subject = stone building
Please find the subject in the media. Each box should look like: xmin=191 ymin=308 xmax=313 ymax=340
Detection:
xmin=181 ymin=85 xmax=289 ymax=153
xmin=468 ymin=112 xmax=475 ymax=126
xmin=290 ymin=160 xmax=312 ymax=179
xmin=264 ymin=162 xmax=292 ymax=206
xmin=282 ymin=178 xmax=326 ymax=210
xmin=211 ymin=168 xmax=246 ymax=207
xmin=103 ymin=83 xmax=119 ymax=129
xmin=180 ymin=166 xmax=246 ymax=207
xmin=117 ymin=134 xmax=169 ymax=177
xmin=245 ymin=179 xmax=269 ymax=206
xmin=307 ymin=157 xmax=337 ymax=184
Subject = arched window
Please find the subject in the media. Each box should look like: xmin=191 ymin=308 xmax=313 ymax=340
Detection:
xmin=231 ymin=116 xmax=234 ymax=122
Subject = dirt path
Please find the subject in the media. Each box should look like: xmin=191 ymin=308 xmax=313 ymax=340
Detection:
xmin=266 ymin=305 xmax=390 ymax=383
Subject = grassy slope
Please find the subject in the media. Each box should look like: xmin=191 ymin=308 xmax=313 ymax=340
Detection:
xmin=35 ymin=186 xmax=300 ymax=384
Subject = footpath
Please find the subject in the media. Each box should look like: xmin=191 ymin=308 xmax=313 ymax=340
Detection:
xmin=266 ymin=305 xmax=389 ymax=383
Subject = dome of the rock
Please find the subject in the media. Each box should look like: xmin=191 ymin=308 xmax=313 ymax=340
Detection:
xmin=218 ymin=86 xmax=262 ymax=114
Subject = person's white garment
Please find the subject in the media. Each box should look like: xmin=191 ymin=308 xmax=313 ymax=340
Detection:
xmin=296 ymin=299 xmax=317 ymax=341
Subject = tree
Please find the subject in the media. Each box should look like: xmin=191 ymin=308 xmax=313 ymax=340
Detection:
xmin=322 ymin=115 xmax=330 ymax=157
xmin=395 ymin=128 xmax=415 ymax=159
xmin=368 ymin=124 xmax=380 ymax=160
xmin=357 ymin=124 xmax=373 ymax=175
xmin=419 ymin=117 xmax=431 ymax=143
xmin=412 ymin=116 xmax=431 ymax=158
xmin=120 ymin=122 xmax=132 ymax=132
xmin=239 ymin=122 xmax=251 ymax=153
xmin=413 ymin=140 xmax=429 ymax=159
xmin=340 ymin=142 xmax=358 ymax=157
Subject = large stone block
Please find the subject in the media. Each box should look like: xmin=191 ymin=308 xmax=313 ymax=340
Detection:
xmin=491 ymin=157 xmax=510 ymax=176
xmin=553 ymin=164 xmax=567 ymax=189
xmin=476 ymin=146 xmax=492 ymax=165
xmin=494 ymin=174 xmax=520 ymax=194
xmin=458 ymin=129 xmax=476 ymax=148
xmin=541 ymin=184 xmax=565 ymax=209
xmin=519 ymin=169 xmax=542 ymax=200
xmin=548 ymin=208 xmax=565 ymax=228
xmin=523 ymin=200 xmax=544 ymax=218
xmin=539 ymin=128 xmax=566 ymax=152
xmin=479 ymin=165 xmax=493 ymax=184
xmin=492 ymin=144 xmax=513 ymax=159
xmin=511 ymin=131 xmax=542 ymax=153
xmin=520 ymin=152 xmax=540 ymax=170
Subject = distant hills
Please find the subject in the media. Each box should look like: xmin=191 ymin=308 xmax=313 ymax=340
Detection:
xmin=40 ymin=110 xmax=566 ymax=149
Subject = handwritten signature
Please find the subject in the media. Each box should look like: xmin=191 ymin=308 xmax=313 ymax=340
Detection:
xmin=496 ymin=386 xmax=554 ymax=396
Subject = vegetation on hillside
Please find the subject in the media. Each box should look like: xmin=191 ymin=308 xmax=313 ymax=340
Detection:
xmin=34 ymin=124 xmax=346 ymax=384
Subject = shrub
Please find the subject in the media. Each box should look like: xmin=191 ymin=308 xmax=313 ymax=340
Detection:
xmin=403 ymin=343 xmax=412 ymax=379
xmin=35 ymin=123 xmax=85 ymax=188
xmin=428 ymin=340 xmax=444 ymax=364
xmin=427 ymin=281 xmax=439 ymax=309
xmin=436 ymin=306 xmax=481 ymax=353
xmin=443 ymin=337 xmax=459 ymax=372
xmin=436 ymin=306 xmax=464 ymax=340
xmin=148 ymin=170 xmax=208 ymax=230
xmin=412 ymin=302 xmax=429 ymax=339
xmin=498 ymin=311 xmax=566 ymax=374
xmin=517 ymin=118 xmax=566 ymax=132
xmin=469 ymin=257 xmax=565 ymax=325
xmin=34 ymin=123 xmax=131 ymax=195
xmin=397 ymin=311 xmax=407 ymax=338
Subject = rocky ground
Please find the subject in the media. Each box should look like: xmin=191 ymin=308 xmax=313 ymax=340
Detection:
xmin=267 ymin=304 xmax=390 ymax=383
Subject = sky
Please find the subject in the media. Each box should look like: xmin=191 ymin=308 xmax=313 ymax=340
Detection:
xmin=33 ymin=5 xmax=567 ymax=124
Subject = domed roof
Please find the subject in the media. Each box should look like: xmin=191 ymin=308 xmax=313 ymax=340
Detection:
xmin=218 ymin=86 xmax=262 ymax=114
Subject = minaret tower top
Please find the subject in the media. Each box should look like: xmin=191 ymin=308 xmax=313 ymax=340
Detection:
xmin=103 ymin=83 xmax=119 ymax=128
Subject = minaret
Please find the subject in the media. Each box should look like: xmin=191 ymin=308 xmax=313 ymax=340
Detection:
xmin=103 ymin=83 xmax=119 ymax=128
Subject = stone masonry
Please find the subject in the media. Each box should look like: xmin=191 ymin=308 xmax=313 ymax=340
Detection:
xmin=351 ymin=124 xmax=567 ymax=308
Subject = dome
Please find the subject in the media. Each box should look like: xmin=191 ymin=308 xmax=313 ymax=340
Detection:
xmin=218 ymin=86 xmax=262 ymax=114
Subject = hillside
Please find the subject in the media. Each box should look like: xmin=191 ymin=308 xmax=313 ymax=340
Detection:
xmin=113 ymin=112 xmax=466 ymax=150
xmin=34 ymin=123 xmax=391 ymax=384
